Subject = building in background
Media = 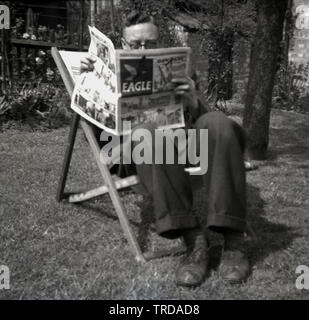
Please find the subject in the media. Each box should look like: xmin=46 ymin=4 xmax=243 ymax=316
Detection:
xmin=233 ymin=0 xmax=309 ymax=100
xmin=289 ymin=0 xmax=309 ymax=64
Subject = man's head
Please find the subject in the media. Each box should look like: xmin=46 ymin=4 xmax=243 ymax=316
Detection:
xmin=122 ymin=11 xmax=159 ymax=50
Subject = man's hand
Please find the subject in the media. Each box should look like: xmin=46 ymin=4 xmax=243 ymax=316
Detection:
xmin=172 ymin=77 xmax=198 ymax=109
xmin=80 ymin=55 xmax=97 ymax=73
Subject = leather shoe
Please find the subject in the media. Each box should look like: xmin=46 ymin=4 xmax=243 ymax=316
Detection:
xmin=176 ymin=230 xmax=208 ymax=287
xmin=219 ymin=249 xmax=249 ymax=283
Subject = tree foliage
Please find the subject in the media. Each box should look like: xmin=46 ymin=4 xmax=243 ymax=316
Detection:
xmin=113 ymin=0 xmax=257 ymax=100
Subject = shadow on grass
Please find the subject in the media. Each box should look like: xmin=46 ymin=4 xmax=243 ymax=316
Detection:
xmin=245 ymin=184 xmax=299 ymax=266
xmin=267 ymin=145 xmax=309 ymax=162
xmin=206 ymin=183 xmax=300 ymax=275
xmin=136 ymin=197 xmax=155 ymax=252
xmin=268 ymin=126 xmax=309 ymax=162
xmin=71 ymin=181 xmax=300 ymax=273
xmin=75 ymin=194 xmax=156 ymax=254
xmin=77 ymin=200 xmax=142 ymax=228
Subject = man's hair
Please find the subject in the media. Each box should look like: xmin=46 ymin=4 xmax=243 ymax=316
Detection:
xmin=123 ymin=10 xmax=154 ymax=28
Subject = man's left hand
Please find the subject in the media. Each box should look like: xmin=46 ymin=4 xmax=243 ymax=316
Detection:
xmin=172 ymin=77 xmax=198 ymax=109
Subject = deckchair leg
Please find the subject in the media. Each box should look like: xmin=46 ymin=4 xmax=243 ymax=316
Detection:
xmin=80 ymin=119 xmax=145 ymax=263
xmin=56 ymin=113 xmax=80 ymax=202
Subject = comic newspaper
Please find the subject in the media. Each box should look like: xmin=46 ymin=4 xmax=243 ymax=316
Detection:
xmin=71 ymin=26 xmax=191 ymax=135
xmin=59 ymin=51 xmax=88 ymax=82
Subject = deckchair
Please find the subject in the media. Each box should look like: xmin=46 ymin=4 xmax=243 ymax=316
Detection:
xmin=51 ymin=47 xmax=145 ymax=262
xmin=52 ymin=47 xmax=258 ymax=263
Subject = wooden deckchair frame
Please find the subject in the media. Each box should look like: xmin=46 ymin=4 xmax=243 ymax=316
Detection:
xmin=51 ymin=47 xmax=145 ymax=262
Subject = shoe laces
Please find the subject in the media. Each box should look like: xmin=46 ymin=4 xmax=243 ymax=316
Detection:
xmin=185 ymin=235 xmax=208 ymax=264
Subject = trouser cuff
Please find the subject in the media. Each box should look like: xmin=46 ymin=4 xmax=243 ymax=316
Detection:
xmin=155 ymin=213 xmax=200 ymax=239
xmin=207 ymin=213 xmax=246 ymax=233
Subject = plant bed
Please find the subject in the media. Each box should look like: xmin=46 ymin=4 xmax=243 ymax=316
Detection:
xmin=0 ymin=81 xmax=73 ymax=132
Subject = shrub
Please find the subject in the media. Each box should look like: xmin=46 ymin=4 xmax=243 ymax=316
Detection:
xmin=0 ymin=80 xmax=72 ymax=131
xmin=273 ymin=62 xmax=309 ymax=114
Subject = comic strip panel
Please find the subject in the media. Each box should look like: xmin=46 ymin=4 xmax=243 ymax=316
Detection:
xmin=153 ymin=55 xmax=188 ymax=93
xmin=89 ymin=26 xmax=116 ymax=73
xmin=72 ymin=92 xmax=117 ymax=132
xmin=119 ymin=93 xmax=184 ymax=131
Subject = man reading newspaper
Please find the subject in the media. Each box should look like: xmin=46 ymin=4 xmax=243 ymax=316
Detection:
xmin=80 ymin=11 xmax=249 ymax=287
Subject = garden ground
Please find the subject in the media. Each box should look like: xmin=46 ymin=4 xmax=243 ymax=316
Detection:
xmin=0 ymin=108 xmax=309 ymax=299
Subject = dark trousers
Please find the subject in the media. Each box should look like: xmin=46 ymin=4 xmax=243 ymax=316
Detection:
xmin=131 ymin=111 xmax=247 ymax=239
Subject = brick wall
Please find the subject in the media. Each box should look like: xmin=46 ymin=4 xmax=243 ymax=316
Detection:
xmin=289 ymin=0 xmax=309 ymax=65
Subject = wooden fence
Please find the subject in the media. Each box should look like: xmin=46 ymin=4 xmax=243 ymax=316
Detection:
xmin=1 ymin=1 xmax=90 ymax=91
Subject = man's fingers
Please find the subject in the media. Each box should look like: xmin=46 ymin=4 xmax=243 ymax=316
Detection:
xmin=84 ymin=54 xmax=97 ymax=63
xmin=80 ymin=66 xmax=93 ymax=73
xmin=175 ymin=90 xmax=185 ymax=95
xmin=87 ymin=56 xmax=97 ymax=63
xmin=171 ymin=78 xmax=188 ymax=85
xmin=173 ymin=76 xmax=198 ymax=108
xmin=81 ymin=63 xmax=93 ymax=70
xmin=174 ymin=84 xmax=190 ymax=91
xmin=81 ymin=57 xmax=95 ymax=64
xmin=172 ymin=77 xmax=195 ymax=91
xmin=80 ymin=56 xmax=96 ymax=70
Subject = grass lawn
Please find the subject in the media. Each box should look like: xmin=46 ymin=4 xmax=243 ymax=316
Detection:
xmin=0 ymin=108 xmax=309 ymax=300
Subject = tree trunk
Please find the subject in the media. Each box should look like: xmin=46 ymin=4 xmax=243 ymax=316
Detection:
xmin=243 ymin=0 xmax=288 ymax=160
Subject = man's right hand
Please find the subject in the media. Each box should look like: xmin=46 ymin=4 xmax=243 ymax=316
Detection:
xmin=80 ymin=55 xmax=97 ymax=73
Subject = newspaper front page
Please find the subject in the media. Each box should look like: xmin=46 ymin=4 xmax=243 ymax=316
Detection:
xmin=71 ymin=26 xmax=191 ymax=135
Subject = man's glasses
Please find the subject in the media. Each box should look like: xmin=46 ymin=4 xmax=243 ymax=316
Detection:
xmin=122 ymin=38 xmax=158 ymax=50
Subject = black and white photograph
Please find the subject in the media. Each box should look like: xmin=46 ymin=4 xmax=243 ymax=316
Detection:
xmin=0 ymin=0 xmax=309 ymax=303
xmin=153 ymin=55 xmax=188 ymax=92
